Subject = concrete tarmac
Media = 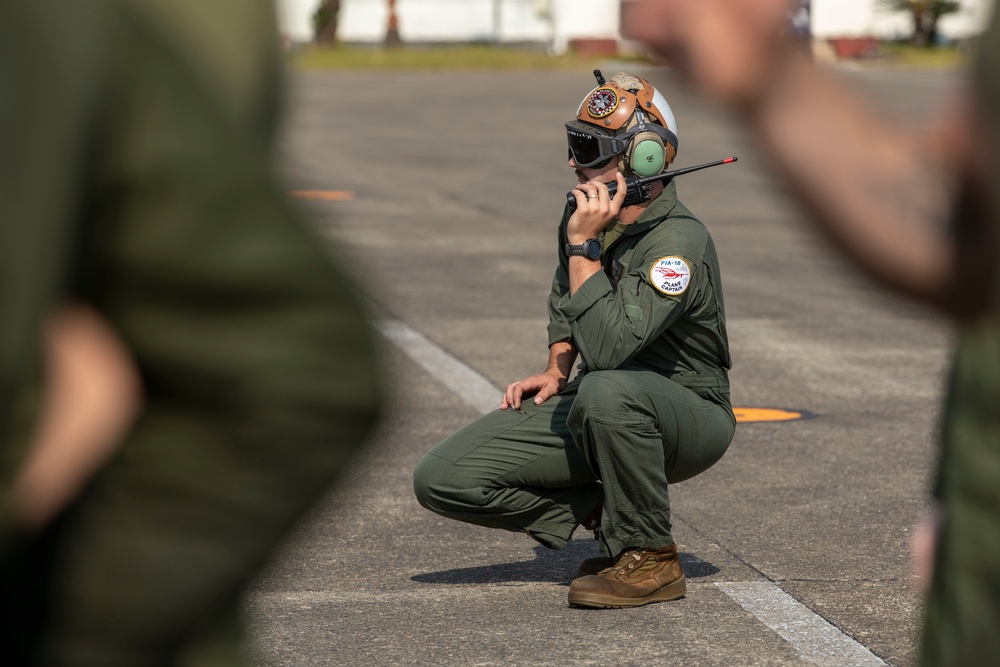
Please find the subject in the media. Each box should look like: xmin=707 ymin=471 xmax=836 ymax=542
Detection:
xmin=245 ymin=65 xmax=965 ymax=666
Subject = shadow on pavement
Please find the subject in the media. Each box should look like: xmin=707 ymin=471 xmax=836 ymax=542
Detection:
xmin=410 ymin=539 xmax=719 ymax=585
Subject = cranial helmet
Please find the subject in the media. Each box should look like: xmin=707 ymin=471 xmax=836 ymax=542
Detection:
xmin=566 ymin=71 xmax=679 ymax=178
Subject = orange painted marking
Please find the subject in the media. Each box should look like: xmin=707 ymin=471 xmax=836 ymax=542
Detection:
xmin=290 ymin=190 xmax=354 ymax=201
xmin=734 ymin=408 xmax=806 ymax=423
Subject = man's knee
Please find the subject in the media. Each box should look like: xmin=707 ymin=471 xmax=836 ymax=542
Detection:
xmin=413 ymin=452 xmax=449 ymax=514
xmin=569 ymin=372 xmax=639 ymax=424
xmin=412 ymin=452 xmax=485 ymax=517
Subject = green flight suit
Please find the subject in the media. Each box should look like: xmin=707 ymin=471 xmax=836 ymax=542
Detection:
xmin=920 ymin=9 xmax=1000 ymax=664
xmin=0 ymin=2 xmax=381 ymax=665
xmin=414 ymin=181 xmax=735 ymax=559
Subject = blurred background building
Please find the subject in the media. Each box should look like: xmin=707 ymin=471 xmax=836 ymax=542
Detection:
xmin=276 ymin=0 xmax=995 ymax=55
xmin=276 ymin=0 xmax=617 ymax=54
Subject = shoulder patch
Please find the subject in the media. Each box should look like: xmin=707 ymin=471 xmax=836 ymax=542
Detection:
xmin=649 ymin=256 xmax=692 ymax=296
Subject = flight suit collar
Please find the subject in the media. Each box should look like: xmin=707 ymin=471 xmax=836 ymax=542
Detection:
xmin=620 ymin=179 xmax=680 ymax=236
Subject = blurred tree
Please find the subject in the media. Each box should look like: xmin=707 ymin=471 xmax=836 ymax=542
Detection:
xmin=879 ymin=0 xmax=962 ymax=47
xmin=312 ymin=0 xmax=340 ymax=43
xmin=385 ymin=0 xmax=402 ymax=47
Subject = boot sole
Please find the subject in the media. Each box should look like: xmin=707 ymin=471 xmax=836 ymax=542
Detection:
xmin=567 ymin=577 xmax=687 ymax=609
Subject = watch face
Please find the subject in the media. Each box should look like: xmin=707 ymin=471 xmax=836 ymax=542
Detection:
xmin=585 ymin=240 xmax=602 ymax=259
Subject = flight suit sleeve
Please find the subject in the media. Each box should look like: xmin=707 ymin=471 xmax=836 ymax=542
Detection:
xmin=553 ymin=230 xmax=706 ymax=371
xmin=80 ymin=1 xmax=386 ymax=505
xmin=547 ymin=213 xmax=573 ymax=346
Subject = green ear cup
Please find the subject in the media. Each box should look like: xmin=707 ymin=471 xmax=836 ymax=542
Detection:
xmin=631 ymin=138 xmax=665 ymax=177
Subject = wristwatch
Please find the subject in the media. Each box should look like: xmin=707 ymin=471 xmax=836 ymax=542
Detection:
xmin=565 ymin=238 xmax=602 ymax=260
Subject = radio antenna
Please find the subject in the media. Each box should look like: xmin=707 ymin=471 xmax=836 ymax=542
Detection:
xmin=565 ymin=157 xmax=738 ymax=212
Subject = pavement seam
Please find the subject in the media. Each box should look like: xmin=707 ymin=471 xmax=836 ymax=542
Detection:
xmin=717 ymin=582 xmax=888 ymax=667
xmin=675 ymin=515 xmax=892 ymax=662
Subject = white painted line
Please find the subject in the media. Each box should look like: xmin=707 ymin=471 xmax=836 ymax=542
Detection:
xmin=377 ymin=319 xmax=502 ymax=415
xmin=378 ymin=319 xmax=885 ymax=665
xmin=716 ymin=582 xmax=886 ymax=667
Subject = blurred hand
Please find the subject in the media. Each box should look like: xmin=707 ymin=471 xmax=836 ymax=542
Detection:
xmin=9 ymin=303 xmax=142 ymax=531
xmin=910 ymin=503 xmax=943 ymax=592
xmin=623 ymin=0 xmax=798 ymax=109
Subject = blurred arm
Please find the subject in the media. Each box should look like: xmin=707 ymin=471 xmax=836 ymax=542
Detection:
xmin=625 ymin=0 xmax=998 ymax=317
xmin=746 ymin=56 xmax=991 ymax=315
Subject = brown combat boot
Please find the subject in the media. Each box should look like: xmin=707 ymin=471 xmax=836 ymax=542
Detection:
xmin=568 ymin=544 xmax=686 ymax=608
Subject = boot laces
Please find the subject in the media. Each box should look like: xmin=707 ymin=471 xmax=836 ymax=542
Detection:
xmin=614 ymin=550 xmax=644 ymax=574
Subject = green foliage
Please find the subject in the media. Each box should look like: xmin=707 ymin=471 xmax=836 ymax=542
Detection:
xmin=878 ymin=0 xmax=960 ymax=14
xmin=880 ymin=41 xmax=968 ymax=67
xmin=290 ymin=44 xmax=651 ymax=71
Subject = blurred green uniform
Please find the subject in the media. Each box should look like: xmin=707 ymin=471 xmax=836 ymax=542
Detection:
xmin=921 ymin=8 xmax=1000 ymax=664
xmin=414 ymin=181 xmax=734 ymax=560
xmin=0 ymin=1 xmax=381 ymax=665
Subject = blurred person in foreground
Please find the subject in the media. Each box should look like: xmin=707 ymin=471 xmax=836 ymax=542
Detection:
xmin=0 ymin=1 xmax=382 ymax=664
xmin=624 ymin=0 xmax=1000 ymax=663
xmin=414 ymin=71 xmax=735 ymax=609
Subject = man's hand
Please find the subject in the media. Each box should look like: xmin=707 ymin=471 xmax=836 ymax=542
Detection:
xmin=567 ymin=172 xmax=627 ymax=244
xmin=501 ymin=371 xmax=567 ymax=410
xmin=622 ymin=0 xmax=796 ymax=110
xmin=911 ymin=503 xmax=944 ymax=592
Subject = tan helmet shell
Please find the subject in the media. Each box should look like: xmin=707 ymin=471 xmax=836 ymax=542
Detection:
xmin=576 ymin=72 xmax=669 ymax=131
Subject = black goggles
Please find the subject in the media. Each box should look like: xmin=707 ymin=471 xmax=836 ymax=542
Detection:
xmin=565 ymin=121 xmax=627 ymax=168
